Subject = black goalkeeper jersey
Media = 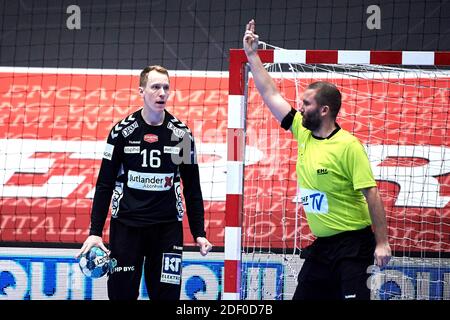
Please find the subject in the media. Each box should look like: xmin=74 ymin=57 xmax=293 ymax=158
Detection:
xmin=89 ymin=108 xmax=206 ymax=240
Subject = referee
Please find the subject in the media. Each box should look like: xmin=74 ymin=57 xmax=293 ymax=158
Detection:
xmin=243 ymin=19 xmax=391 ymax=300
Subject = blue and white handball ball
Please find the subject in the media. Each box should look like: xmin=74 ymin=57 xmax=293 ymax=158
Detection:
xmin=79 ymin=246 xmax=111 ymax=278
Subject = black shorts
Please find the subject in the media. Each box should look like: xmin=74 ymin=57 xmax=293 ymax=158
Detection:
xmin=107 ymin=219 xmax=183 ymax=300
xmin=293 ymin=226 xmax=376 ymax=300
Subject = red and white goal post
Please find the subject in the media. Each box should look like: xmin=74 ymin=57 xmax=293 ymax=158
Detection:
xmin=224 ymin=49 xmax=450 ymax=300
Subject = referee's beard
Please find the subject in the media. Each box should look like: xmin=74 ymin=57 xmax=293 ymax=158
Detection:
xmin=302 ymin=109 xmax=322 ymax=132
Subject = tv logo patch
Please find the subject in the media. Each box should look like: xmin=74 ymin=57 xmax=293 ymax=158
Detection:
xmin=161 ymin=253 xmax=182 ymax=285
xmin=300 ymin=188 xmax=329 ymax=214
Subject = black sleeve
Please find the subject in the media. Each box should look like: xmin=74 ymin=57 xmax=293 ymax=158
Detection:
xmin=89 ymin=129 xmax=123 ymax=236
xmin=280 ymin=107 xmax=297 ymax=131
xmin=179 ymin=136 xmax=206 ymax=241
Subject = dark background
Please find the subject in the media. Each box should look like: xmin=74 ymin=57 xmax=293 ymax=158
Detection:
xmin=1 ymin=0 xmax=449 ymax=70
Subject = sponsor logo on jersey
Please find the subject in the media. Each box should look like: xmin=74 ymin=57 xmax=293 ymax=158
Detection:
xmin=127 ymin=170 xmax=174 ymax=191
xmin=124 ymin=146 xmax=140 ymax=154
xmin=113 ymin=265 xmax=135 ymax=273
xmin=317 ymin=168 xmax=328 ymax=175
xmin=300 ymin=188 xmax=329 ymax=214
xmin=164 ymin=146 xmax=180 ymax=154
xmin=110 ymin=114 xmax=136 ymax=139
xmin=174 ymin=181 xmax=184 ymax=221
xmin=164 ymin=176 xmax=173 ymax=187
xmin=122 ymin=121 xmax=138 ymax=138
xmin=167 ymin=122 xmax=186 ymax=139
xmin=161 ymin=253 xmax=182 ymax=285
xmin=128 ymin=140 xmax=141 ymax=144
xmin=144 ymin=134 xmax=158 ymax=144
xmin=111 ymin=182 xmax=124 ymax=218
xmin=103 ymin=143 xmax=114 ymax=160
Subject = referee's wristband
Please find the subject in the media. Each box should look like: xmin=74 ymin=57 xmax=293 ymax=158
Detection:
xmin=280 ymin=107 xmax=297 ymax=130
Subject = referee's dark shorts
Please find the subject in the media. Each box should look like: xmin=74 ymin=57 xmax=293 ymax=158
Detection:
xmin=293 ymin=226 xmax=376 ymax=300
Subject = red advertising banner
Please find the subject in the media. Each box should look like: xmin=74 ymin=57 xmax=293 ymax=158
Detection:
xmin=0 ymin=70 xmax=449 ymax=253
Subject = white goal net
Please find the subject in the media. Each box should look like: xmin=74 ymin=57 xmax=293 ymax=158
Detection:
xmin=239 ymin=50 xmax=450 ymax=300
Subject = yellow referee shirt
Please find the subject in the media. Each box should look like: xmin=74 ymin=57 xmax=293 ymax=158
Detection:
xmin=291 ymin=112 xmax=376 ymax=237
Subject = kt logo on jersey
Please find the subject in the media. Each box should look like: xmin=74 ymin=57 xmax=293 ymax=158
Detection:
xmin=160 ymin=253 xmax=182 ymax=285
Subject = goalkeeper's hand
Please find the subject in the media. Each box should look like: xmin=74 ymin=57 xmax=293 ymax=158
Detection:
xmin=75 ymin=235 xmax=110 ymax=258
xmin=196 ymin=237 xmax=213 ymax=256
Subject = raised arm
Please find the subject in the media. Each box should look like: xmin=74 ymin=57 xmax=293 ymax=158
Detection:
xmin=243 ymin=19 xmax=292 ymax=123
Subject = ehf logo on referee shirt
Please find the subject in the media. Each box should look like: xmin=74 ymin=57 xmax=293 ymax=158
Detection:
xmin=160 ymin=253 xmax=182 ymax=285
